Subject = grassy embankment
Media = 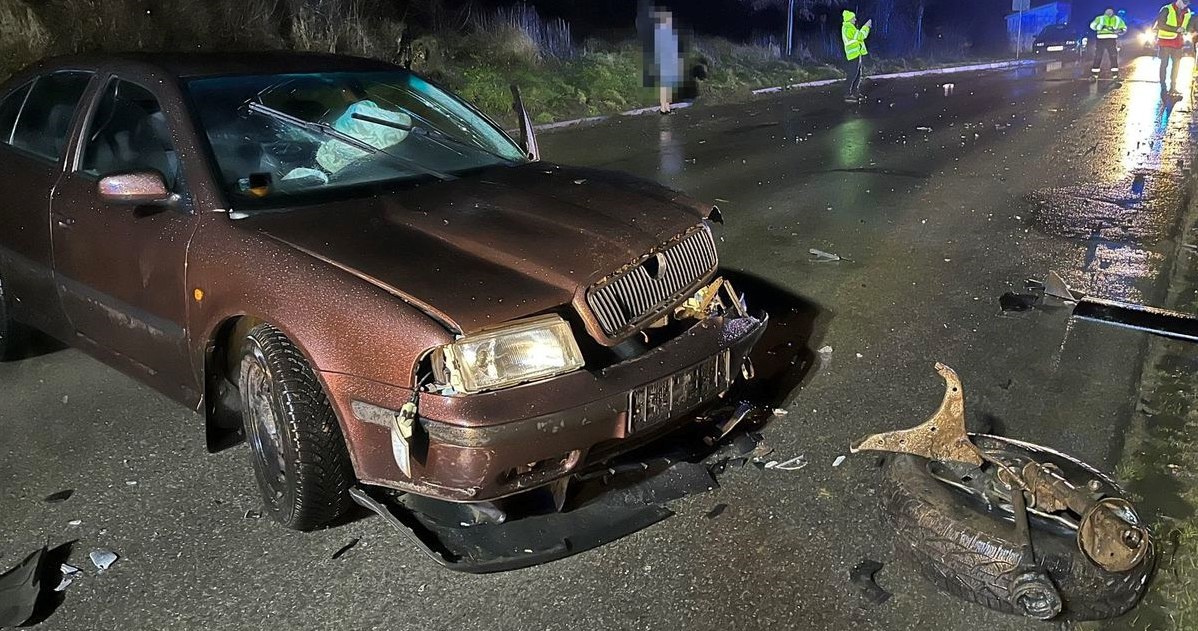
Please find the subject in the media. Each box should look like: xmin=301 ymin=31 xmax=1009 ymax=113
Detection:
xmin=0 ymin=0 xmax=997 ymax=127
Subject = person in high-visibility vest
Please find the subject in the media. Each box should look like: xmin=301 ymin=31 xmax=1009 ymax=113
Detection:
xmin=1156 ymin=0 xmax=1194 ymax=95
xmin=1089 ymin=7 xmax=1127 ymax=81
xmin=842 ymin=10 xmax=872 ymax=103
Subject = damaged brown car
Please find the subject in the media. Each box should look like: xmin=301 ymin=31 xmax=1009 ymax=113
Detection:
xmin=0 ymin=53 xmax=765 ymax=532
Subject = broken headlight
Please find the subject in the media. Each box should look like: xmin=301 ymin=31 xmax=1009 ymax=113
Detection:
xmin=436 ymin=315 xmax=585 ymax=394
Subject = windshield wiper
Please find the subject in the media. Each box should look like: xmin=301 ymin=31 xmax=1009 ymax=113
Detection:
xmin=245 ymin=101 xmax=454 ymax=181
xmin=350 ymin=111 xmax=518 ymax=165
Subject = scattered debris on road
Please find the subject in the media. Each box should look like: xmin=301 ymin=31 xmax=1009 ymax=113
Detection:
xmin=243 ymin=509 xmax=262 ymax=520
xmin=916 ymin=126 xmax=933 ymax=132
xmin=832 ymin=455 xmax=847 ymax=467
xmin=331 ymin=538 xmax=360 ymax=560
xmin=43 ymin=489 xmax=73 ymax=504
xmin=0 ymin=548 xmax=45 ymax=627
xmin=763 ymin=455 xmax=808 ymax=471
xmin=705 ymin=503 xmax=728 ymax=519
xmin=849 ymin=558 xmax=892 ymax=605
xmin=88 ymin=550 xmax=118 ymax=572
xmin=54 ymin=565 xmax=80 ymax=593
xmin=809 ymin=248 xmax=846 ymax=263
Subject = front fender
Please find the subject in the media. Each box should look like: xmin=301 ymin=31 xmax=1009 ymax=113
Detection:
xmin=188 ymin=214 xmax=454 ymax=389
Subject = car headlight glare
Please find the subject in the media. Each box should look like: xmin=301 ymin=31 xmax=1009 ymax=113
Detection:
xmin=439 ymin=315 xmax=584 ymax=394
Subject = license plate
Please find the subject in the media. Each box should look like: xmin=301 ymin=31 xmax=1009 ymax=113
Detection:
xmin=1047 ymin=45 xmax=1065 ymax=52
xmin=628 ymin=350 xmax=732 ymax=433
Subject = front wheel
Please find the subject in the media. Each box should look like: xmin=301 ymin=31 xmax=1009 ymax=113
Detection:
xmin=881 ymin=435 xmax=1153 ymax=621
xmin=238 ymin=323 xmax=355 ymax=530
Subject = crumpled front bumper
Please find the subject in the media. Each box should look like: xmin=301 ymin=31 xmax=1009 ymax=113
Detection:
xmin=322 ymin=312 xmax=767 ymax=502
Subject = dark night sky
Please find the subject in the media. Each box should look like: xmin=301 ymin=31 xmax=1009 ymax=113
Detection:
xmin=477 ymin=0 xmax=1017 ymax=48
xmin=466 ymin=0 xmax=1165 ymax=51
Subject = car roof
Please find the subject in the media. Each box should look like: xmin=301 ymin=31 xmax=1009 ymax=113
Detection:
xmin=30 ymin=51 xmax=398 ymax=80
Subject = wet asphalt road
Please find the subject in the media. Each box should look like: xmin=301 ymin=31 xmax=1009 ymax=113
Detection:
xmin=3 ymin=56 xmax=1197 ymax=630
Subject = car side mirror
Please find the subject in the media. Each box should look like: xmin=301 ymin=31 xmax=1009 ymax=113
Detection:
xmin=510 ymin=84 xmax=540 ymax=162
xmin=98 ymin=170 xmax=179 ymax=209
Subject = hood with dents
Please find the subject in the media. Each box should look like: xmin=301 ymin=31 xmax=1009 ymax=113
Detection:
xmin=241 ymin=163 xmax=710 ymax=337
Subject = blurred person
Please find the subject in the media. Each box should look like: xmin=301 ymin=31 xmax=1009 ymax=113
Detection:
xmin=640 ymin=5 xmax=684 ymax=114
xmin=1155 ymin=0 xmax=1194 ymax=96
xmin=1089 ymin=7 xmax=1127 ymax=82
xmin=841 ymin=10 xmax=872 ymax=104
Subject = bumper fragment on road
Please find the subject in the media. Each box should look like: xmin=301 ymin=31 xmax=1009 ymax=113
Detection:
xmin=348 ymin=404 xmax=774 ymax=573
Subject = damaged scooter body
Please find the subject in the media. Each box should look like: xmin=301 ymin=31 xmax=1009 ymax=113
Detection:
xmin=852 ymin=363 xmax=1153 ymax=620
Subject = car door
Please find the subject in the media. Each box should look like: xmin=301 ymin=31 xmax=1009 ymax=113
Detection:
xmin=50 ymin=77 xmax=197 ymax=397
xmin=0 ymin=71 xmax=93 ymax=339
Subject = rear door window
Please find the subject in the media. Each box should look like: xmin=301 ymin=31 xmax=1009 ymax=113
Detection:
xmin=9 ymin=71 xmax=93 ymax=163
xmin=0 ymin=81 xmax=34 ymax=145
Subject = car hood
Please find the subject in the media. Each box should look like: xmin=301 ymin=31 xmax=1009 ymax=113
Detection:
xmin=240 ymin=163 xmax=711 ymax=336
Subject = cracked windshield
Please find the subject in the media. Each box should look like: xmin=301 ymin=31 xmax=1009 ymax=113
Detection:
xmin=187 ymin=71 xmax=526 ymax=201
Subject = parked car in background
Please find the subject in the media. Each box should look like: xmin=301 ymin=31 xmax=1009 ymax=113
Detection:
xmin=0 ymin=53 xmax=765 ymax=531
xmin=1032 ymin=24 xmax=1089 ymax=57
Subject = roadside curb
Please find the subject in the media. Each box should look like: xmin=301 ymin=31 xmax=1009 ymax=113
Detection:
xmin=533 ymin=102 xmax=694 ymax=133
xmin=530 ymin=59 xmax=1038 ymax=133
xmin=751 ymin=59 xmax=1038 ymax=95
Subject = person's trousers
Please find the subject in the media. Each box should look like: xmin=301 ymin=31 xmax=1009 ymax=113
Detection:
xmin=844 ymin=57 xmax=864 ymax=96
xmin=1159 ymin=46 xmax=1185 ymax=90
xmin=1091 ymin=39 xmax=1119 ymax=75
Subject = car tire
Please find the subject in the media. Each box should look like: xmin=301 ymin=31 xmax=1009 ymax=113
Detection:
xmin=238 ymin=323 xmax=354 ymax=531
xmin=880 ymin=435 xmax=1153 ymax=621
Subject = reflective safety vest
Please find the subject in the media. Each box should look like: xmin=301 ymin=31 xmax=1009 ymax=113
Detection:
xmin=842 ymin=22 xmax=871 ymax=60
xmin=1158 ymin=4 xmax=1193 ymax=40
xmin=1090 ymin=14 xmax=1127 ymax=39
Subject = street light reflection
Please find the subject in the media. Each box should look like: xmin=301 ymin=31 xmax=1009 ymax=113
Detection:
xmin=1119 ymin=56 xmax=1193 ymax=173
xmin=832 ymin=118 xmax=871 ymax=168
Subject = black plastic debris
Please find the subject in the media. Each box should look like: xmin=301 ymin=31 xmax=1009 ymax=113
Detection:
xmin=999 ymin=292 xmax=1040 ymax=313
xmin=331 ymin=539 xmax=360 ymax=560
xmin=850 ymin=559 xmax=892 ymax=605
xmin=705 ymin=503 xmax=728 ymax=519
xmin=0 ymin=548 xmax=45 ymax=627
xmin=43 ymin=490 xmax=73 ymax=504
xmin=350 ymin=432 xmax=746 ymax=573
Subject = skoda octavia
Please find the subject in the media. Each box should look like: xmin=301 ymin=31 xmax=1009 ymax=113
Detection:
xmin=0 ymin=53 xmax=765 ymax=530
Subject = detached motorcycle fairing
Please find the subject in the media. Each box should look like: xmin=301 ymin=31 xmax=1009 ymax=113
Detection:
xmin=852 ymin=363 xmax=1154 ymax=621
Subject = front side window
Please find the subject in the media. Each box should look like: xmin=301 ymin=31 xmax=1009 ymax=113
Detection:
xmin=185 ymin=71 xmax=526 ymax=207
xmin=81 ymin=80 xmax=180 ymax=191
xmin=9 ymin=71 xmax=92 ymax=162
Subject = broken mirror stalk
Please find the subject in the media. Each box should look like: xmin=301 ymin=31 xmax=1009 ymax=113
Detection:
xmin=850 ymin=363 xmax=1152 ymax=621
xmin=1039 ymin=271 xmax=1198 ymax=343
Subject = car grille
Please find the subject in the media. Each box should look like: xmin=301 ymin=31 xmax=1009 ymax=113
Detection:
xmin=586 ymin=226 xmax=718 ymax=337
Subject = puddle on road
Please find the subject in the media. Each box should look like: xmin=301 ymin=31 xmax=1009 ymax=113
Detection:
xmin=1025 ymin=173 xmax=1183 ymax=245
xmin=1022 ymin=174 xmax=1180 ymax=303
